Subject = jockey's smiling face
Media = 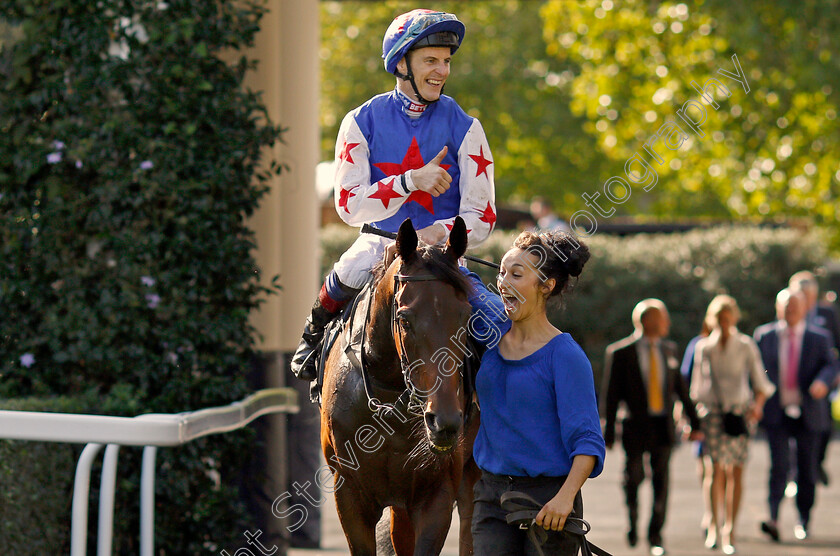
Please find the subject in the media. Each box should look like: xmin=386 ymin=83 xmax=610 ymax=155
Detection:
xmin=397 ymin=46 xmax=452 ymax=103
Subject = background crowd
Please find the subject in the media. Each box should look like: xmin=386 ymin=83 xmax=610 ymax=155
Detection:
xmin=600 ymin=270 xmax=840 ymax=556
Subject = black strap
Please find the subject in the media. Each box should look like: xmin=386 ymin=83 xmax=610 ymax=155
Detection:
xmin=500 ymin=491 xmax=612 ymax=556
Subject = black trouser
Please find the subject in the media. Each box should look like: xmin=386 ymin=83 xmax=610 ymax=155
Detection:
xmin=817 ymin=397 xmax=832 ymax=468
xmin=766 ymin=414 xmax=821 ymax=526
xmin=472 ymin=471 xmax=583 ymax=556
xmin=622 ymin=416 xmax=672 ymax=544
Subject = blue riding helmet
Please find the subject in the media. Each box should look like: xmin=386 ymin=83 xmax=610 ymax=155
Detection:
xmin=382 ymin=9 xmax=465 ymax=75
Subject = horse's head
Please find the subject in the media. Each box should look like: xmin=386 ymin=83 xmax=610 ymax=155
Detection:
xmin=375 ymin=217 xmax=472 ymax=454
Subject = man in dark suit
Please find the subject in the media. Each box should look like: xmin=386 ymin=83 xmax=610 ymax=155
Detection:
xmin=754 ymin=288 xmax=838 ymax=542
xmin=789 ymin=272 xmax=840 ymax=486
xmin=602 ymin=299 xmax=703 ymax=556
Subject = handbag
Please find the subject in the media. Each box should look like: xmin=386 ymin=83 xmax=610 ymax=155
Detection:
xmin=709 ymin=363 xmax=749 ymax=437
xmin=721 ymin=411 xmax=749 ymax=437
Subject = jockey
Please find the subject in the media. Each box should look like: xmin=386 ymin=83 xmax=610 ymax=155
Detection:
xmin=291 ymin=9 xmax=497 ymax=380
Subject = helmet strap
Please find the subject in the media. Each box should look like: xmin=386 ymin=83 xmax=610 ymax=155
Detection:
xmin=395 ymin=54 xmax=440 ymax=105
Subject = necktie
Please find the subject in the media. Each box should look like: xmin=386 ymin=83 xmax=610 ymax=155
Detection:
xmin=648 ymin=342 xmax=664 ymax=412
xmin=786 ymin=329 xmax=799 ymax=390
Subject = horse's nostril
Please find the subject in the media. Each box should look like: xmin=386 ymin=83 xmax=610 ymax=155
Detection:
xmin=425 ymin=411 xmax=461 ymax=437
xmin=424 ymin=412 xmax=439 ymax=432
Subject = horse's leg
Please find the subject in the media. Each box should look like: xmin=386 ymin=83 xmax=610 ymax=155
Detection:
xmin=410 ymin=486 xmax=458 ymax=556
xmin=333 ymin=477 xmax=381 ymax=556
xmin=456 ymin=456 xmax=481 ymax=556
xmin=389 ymin=506 xmax=415 ymax=556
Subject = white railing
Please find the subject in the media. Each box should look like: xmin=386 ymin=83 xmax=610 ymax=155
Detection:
xmin=0 ymin=387 xmax=299 ymax=556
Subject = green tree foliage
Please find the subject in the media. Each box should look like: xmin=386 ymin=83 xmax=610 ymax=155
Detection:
xmin=541 ymin=0 xmax=840 ymax=237
xmin=320 ymin=1 xmax=608 ymax=209
xmin=0 ymin=1 xmax=282 ymax=552
xmin=322 ymin=1 xmax=839 ymax=248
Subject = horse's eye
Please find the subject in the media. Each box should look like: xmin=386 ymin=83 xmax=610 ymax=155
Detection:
xmin=398 ymin=314 xmax=412 ymax=331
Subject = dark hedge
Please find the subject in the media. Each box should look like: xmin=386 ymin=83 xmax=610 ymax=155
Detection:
xmin=1 ymin=1 xmax=283 ymax=552
xmin=322 ymin=224 xmax=828 ymax=387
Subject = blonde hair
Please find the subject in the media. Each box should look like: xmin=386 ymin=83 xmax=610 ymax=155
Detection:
xmin=704 ymin=294 xmax=740 ymax=329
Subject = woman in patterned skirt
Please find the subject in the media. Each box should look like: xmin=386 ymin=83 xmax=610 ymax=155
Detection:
xmin=691 ymin=295 xmax=775 ymax=554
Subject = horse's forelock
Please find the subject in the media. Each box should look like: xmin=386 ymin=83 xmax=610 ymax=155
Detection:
xmin=416 ymin=246 xmax=474 ymax=298
xmin=370 ymin=245 xmax=473 ymax=298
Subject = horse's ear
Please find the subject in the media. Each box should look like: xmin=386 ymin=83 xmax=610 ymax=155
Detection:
xmin=444 ymin=216 xmax=468 ymax=262
xmin=396 ymin=218 xmax=418 ymax=263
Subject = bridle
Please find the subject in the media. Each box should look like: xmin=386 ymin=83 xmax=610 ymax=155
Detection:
xmin=361 ymin=268 xmax=465 ymax=417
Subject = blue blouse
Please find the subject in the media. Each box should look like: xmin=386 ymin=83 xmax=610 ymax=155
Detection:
xmin=474 ymin=334 xmax=606 ymax=478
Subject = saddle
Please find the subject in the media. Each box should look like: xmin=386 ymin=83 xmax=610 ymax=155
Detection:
xmin=308 ymin=279 xmax=374 ymax=405
xmin=500 ymin=491 xmax=612 ymax=556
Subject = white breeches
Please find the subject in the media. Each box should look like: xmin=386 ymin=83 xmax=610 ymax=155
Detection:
xmin=332 ymin=233 xmax=391 ymax=289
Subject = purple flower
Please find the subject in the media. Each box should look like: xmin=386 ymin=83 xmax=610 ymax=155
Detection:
xmin=139 ymin=160 xmax=154 ymax=170
xmin=145 ymin=293 xmax=161 ymax=308
xmin=75 ymin=160 xmax=83 ymax=169
xmin=20 ymin=353 xmax=35 ymax=367
xmin=141 ymin=276 xmax=156 ymax=287
xmin=53 ymin=140 xmax=66 ymax=150
xmin=47 ymin=152 xmax=63 ymax=164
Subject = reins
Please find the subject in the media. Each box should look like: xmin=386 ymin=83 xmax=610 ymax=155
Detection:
xmin=500 ymin=491 xmax=613 ymax=556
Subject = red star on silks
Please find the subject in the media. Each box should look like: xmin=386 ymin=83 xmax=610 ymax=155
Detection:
xmin=478 ymin=202 xmax=496 ymax=227
xmin=406 ymin=190 xmax=435 ymax=214
xmin=468 ymin=145 xmax=493 ymax=179
xmin=373 ymin=137 xmax=451 ymax=215
xmin=368 ymin=178 xmax=403 ymax=209
xmin=338 ymin=186 xmax=358 ymax=213
xmin=445 ymin=221 xmax=472 ymax=235
xmin=339 ymin=141 xmax=360 ymax=164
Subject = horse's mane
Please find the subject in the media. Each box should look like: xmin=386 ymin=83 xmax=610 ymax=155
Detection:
xmin=371 ymin=245 xmax=474 ymax=298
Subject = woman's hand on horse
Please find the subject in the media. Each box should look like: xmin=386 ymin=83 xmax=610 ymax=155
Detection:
xmin=411 ymin=147 xmax=452 ymax=197
xmin=535 ymin=492 xmax=574 ymax=531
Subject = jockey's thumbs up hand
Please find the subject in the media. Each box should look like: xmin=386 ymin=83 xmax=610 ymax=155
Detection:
xmin=430 ymin=146 xmax=448 ymax=165
xmin=411 ymin=146 xmax=452 ymax=197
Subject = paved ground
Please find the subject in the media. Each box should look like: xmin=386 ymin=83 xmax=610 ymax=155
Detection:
xmin=289 ymin=437 xmax=840 ymax=555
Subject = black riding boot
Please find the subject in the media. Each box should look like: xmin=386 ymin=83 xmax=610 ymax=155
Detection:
xmin=290 ymin=278 xmax=362 ymax=380
xmin=290 ymin=299 xmax=337 ymax=381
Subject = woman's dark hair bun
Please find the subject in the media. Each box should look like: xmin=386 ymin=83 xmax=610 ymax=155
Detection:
xmin=543 ymin=231 xmax=590 ymax=278
xmin=559 ymin=235 xmax=590 ymax=277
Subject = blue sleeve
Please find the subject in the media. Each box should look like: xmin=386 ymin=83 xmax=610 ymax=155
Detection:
xmin=553 ymin=341 xmax=606 ymax=478
xmin=460 ymin=266 xmax=511 ymax=348
xmin=680 ymin=335 xmax=700 ymax=381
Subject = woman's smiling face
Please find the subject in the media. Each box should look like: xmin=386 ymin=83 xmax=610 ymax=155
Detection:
xmin=496 ymin=247 xmax=555 ymax=321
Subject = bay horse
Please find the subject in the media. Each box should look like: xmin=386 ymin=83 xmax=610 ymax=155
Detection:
xmin=320 ymin=216 xmax=480 ymax=556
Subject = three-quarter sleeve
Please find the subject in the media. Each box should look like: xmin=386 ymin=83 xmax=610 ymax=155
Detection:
xmin=746 ymin=337 xmax=776 ymax=398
